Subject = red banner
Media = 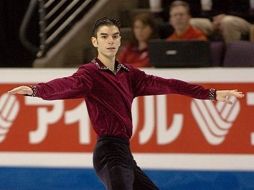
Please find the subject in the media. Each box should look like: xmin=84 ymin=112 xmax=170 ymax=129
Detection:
xmin=1 ymin=82 xmax=254 ymax=154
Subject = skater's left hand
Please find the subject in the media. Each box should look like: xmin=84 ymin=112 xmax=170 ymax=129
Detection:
xmin=216 ymin=89 xmax=244 ymax=104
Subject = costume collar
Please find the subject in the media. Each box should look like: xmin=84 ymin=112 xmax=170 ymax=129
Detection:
xmin=93 ymin=58 xmax=129 ymax=73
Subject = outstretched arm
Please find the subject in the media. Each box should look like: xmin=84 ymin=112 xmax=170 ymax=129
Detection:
xmin=131 ymin=68 xmax=244 ymax=102
xmin=8 ymin=65 xmax=93 ymax=100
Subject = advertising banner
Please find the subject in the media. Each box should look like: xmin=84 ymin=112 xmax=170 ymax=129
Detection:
xmin=0 ymin=68 xmax=254 ymax=190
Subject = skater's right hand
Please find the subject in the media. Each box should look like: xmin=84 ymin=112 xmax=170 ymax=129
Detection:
xmin=8 ymin=86 xmax=33 ymax=96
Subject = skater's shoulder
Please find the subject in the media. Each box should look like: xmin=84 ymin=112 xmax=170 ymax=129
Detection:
xmin=78 ymin=59 xmax=99 ymax=71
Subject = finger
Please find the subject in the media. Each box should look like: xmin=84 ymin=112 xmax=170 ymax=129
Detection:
xmin=237 ymin=92 xmax=244 ymax=98
xmin=231 ymin=91 xmax=244 ymax=98
xmin=8 ymin=87 xmax=26 ymax=95
xmin=8 ymin=88 xmax=20 ymax=95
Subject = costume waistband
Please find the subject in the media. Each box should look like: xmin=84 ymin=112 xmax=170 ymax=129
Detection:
xmin=97 ymin=135 xmax=129 ymax=145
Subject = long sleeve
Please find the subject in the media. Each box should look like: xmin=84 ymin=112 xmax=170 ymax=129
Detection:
xmin=131 ymin=68 xmax=215 ymax=100
xmin=33 ymin=65 xmax=93 ymax=100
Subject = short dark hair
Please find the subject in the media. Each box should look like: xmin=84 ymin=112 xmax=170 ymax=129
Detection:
xmin=169 ymin=0 xmax=190 ymax=15
xmin=92 ymin=17 xmax=121 ymax=37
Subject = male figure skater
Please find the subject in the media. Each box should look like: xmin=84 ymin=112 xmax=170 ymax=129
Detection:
xmin=8 ymin=17 xmax=244 ymax=190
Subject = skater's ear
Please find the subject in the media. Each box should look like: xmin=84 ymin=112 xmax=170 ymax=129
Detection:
xmin=91 ymin=37 xmax=98 ymax=48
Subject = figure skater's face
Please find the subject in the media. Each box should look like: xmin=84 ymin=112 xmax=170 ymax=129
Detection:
xmin=91 ymin=25 xmax=121 ymax=59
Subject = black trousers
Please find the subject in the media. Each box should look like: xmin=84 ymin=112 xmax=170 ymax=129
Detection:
xmin=93 ymin=136 xmax=159 ymax=190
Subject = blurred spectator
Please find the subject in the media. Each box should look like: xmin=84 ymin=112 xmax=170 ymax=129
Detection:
xmin=118 ymin=13 xmax=157 ymax=67
xmin=167 ymin=0 xmax=207 ymax=41
xmin=161 ymin=0 xmax=201 ymax=21
xmin=191 ymin=14 xmax=252 ymax=42
xmin=190 ymin=18 xmax=214 ymax=37
xmin=161 ymin=0 xmax=253 ymax=22
xmin=212 ymin=14 xmax=251 ymax=43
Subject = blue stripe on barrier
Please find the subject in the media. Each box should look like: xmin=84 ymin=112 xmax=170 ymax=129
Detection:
xmin=0 ymin=167 xmax=103 ymax=190
xmin=147 ymin=170 xmax=254 ymax=190
xmin=0 ymin=167 xmax=254 ymax=190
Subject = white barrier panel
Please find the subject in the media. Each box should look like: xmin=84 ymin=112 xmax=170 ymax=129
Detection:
xmin=0 ymin=68 xmax=254 ymax=171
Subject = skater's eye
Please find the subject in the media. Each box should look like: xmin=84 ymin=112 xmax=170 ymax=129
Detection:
xmin=112 ymin=34 xmax=120 ymax=39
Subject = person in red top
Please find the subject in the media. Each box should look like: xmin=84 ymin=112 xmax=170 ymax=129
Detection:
xmin=118 ymin=13 xmax=157 ymax=67
xmin=167 ymin=0 xmax=207 ymax=41
xmin=8 ymin=17 xmax=243 ymax=190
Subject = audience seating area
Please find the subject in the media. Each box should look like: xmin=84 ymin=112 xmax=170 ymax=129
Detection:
xmin=209 ymin=41 xmax=254 ymax=67
xmin=122 ymin=0 xmax=254 ymax=68
xmin=223 ymin=41 xmax=254 ymax=67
